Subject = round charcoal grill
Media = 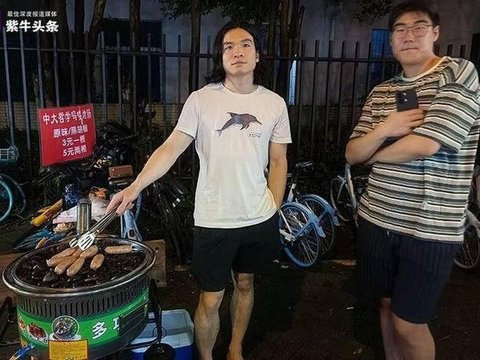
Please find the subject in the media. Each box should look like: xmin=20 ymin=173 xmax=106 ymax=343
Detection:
xmin=3 ymin=237 xmax=156 ymax=360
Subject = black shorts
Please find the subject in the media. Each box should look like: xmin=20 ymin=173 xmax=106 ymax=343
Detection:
xmin=357 ymin=218 xmax=460 ymax=324
xmin=191 ymin=213 xmax=280 ymax=292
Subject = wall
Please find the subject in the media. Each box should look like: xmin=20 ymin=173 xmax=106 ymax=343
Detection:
xmin=299 ymin=0 xmax=480 ymax=58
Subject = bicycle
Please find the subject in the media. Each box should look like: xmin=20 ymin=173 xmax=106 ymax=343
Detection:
xmin=141 ymin=174 xmax=192 ymax=265
xmin=285 ymin=161 xmax=339 ymax=257
xmin=454 ymin=168 xmax=480 ymax=270
xmin=100 ymin=111 xmax=193 ymax=266
xmin=330 ymin=163 xmax=368 ymax=228
xmin=0 ymin=145 xmax=26 ymax=223
xmin=279 ymin=201 xmax=325 ymax=268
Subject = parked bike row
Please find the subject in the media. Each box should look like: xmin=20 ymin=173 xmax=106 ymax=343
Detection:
xmin=0 ymin=118 xmax=193 ymax=266
xmin=281 ymin=161 xmax=480 ymax=272
xmin=2 ymin=131 xmax=479 ymax=271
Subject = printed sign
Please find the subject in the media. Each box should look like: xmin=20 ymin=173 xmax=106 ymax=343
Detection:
xmin=37 ymin=104 xmax=96 ymax=166
xmin=49 ymin=340 xmax=88 ymax=360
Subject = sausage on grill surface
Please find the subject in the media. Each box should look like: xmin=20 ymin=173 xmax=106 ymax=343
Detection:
xmin=79 ymin=245 xmax=99 ymax=259
xmin=54 ymin=256 xmax=77 ymax=275
xmin=50 ymin=247 xmax=76 ymax=261
xmin=90 ymin=254 xmax=105 ymax=270
xmin=66 ymin=257 xmax=85 ymax=277
xmin=105 ymin=245 xmax=133 ymax=254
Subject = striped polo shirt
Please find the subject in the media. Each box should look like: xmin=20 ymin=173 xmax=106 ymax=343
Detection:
xmin=351 ymin=57 xmax=480 ymax=243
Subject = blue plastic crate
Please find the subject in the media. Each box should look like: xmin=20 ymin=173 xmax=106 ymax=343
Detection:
xmin=130 ymin=309 xmax=194 ymax=360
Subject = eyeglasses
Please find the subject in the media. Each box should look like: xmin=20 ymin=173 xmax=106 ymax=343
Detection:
xmin=391 ymin=24 xmax=433 ymax=39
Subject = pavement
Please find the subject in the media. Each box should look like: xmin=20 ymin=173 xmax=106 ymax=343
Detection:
xmin=1 ymin=225 xmax=480 ymax=359
xmin=158 ymin=252 xmax=480 ymax=360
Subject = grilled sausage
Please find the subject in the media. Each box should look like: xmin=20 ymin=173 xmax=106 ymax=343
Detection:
xmin=66 ymin=257 xmax=85 ymax=277
xmin=50 ymin=247 xmax=76 ymax=260
xmin=54 ymin=256 xmax=77 ymax=275
xmin=105 ymin=245 xmax=133 ymax=254
xmin=90 ymin=254 xmax=105 ymax=270
xmin=73 ymin=247 xmax=83 ymax=257
xmin=47 ymin=256 xmax=69 ymax=267
xmin=79 ymin=245 xmax=98 ymax=259
xmin=47 ymin=247 xmax=79 ymax=267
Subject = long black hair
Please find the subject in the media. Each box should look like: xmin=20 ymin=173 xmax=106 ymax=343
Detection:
xmin=205 ymin=21 xmax=266 ymax=86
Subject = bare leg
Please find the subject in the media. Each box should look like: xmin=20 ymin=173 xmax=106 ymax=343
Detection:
xmin=380 ymin=298 xmax=402 ymax=360
xmin=392 ymin=313 xmax=435 ymax=360
xmin=194 ymin=290 xmax=225 ymax=360
xmin=227 ymin=272 xmax=255 ymax=360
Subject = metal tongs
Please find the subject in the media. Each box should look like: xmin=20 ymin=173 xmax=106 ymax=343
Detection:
xmin=69 ymin=210 xmax=119 ymax=250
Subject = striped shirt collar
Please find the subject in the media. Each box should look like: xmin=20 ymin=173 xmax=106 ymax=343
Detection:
xmin=400 ymin=56 xmax=448 ymax=82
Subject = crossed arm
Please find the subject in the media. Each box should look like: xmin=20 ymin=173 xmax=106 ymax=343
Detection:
xmin=346 ymin=109 xmax=440 ymax=165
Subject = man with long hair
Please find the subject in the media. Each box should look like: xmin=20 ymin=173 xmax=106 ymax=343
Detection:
xmin=346 ymin=1 xmax=480 ymax=359
xmin=108 ymin=21 xmax=291 ymax=360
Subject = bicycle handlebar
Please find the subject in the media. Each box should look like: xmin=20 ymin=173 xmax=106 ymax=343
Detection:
xmin=294 ymin=161 xmax=314 ymax=169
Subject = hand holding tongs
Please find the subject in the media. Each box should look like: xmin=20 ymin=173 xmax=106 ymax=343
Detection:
xmin=69 ymin=210 xmax=119 ymax=250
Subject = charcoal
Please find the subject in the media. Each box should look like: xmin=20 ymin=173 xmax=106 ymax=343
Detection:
xmin=42 ymin=271 xmax=59 ymax=283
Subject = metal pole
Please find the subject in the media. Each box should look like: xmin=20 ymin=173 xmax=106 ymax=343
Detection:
xmin=19 ymin=30 xmax=31 ymax=151
xmin=309 ymin=40 xmax=319 ymax=158
xmin=69 ymin=31 xmax=76 ymax=104
xmin=117 ymin=32 xmax=123 ymax=125
xmin=53 ymin=34 xmax=60 ymax=106
xmin=101 ymin=32 xmax=107 ymax=122
xmin=36 ymin=32 xmax=45 ymax=109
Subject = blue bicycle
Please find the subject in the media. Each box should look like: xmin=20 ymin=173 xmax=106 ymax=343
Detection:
xmin=279 ymin=201 xmax=324 ymax=267
xmin=279 ymin=161 xmax=339 ymax=267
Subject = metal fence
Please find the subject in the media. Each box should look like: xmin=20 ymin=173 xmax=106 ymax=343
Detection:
xmin=0 ymin=27 xmax=469 ymax=179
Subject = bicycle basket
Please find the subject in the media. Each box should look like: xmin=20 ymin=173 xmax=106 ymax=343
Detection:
xmin=0 ymin=146 xmax=19 ymax=165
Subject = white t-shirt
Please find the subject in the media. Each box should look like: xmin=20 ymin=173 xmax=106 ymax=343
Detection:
xmin=174 ymin=83 xmax=292 ymax=228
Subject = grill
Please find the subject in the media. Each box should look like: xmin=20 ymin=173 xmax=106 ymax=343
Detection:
xmin=3 ymin=238 xmax=156 ymax=359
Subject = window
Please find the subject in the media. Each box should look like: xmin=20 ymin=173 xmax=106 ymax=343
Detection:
xmin=370 ymin=29 xmax=393 ymax=89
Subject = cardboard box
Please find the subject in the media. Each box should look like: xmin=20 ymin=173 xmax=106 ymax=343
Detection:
xmin=108 ymin=165 xmax=133 ymax=179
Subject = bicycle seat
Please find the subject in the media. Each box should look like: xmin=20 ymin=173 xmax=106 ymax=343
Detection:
xmin=109 ymin=176 xmax=135 ymax=192
xmin=295 ymin=161 xmax=314 ymax=169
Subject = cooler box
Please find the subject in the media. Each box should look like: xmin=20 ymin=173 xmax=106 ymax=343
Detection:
xmin=130 ymin=309 xmax=194 ymax=360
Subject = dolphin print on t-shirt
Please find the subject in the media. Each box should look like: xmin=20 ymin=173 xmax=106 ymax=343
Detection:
xmin=216 ymin=112 xmax=262 ymax=136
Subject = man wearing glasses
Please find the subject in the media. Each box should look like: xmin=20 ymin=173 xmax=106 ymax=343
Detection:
xmin=346 ymin=0 xmax=480 ymax=359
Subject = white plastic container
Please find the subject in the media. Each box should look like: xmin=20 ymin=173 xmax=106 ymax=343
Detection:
xmin=130 ymin=309 xmax=194 ymax=360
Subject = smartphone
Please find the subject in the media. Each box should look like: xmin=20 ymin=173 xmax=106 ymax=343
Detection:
xmin=396 ymin=89 xmax=418 ymax=111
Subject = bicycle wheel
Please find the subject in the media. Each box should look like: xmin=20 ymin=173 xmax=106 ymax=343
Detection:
xmin=160 ymin=195 xmax=188 ymax=264
xmin=279 ymin=202 xmax=322 ymax=268
xmin=146 ymin=182 xmax=188 ymax=265
xmin=298 ymin=195 xmax=337 ymax=257
xmin=0 ymin=174 xmax=26 ymax=216
xmin=0 ymin=179 xmax=14 ymax=223
xmin=455 ymin=214 xmax=480 ymax=270
xmin=330 ymin=177 xmax=354 ymax=222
